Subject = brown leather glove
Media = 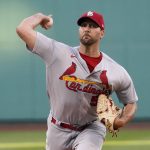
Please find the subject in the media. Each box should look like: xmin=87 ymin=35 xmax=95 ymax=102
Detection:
xmin=97 ymin=94 xmax=122 ymax=137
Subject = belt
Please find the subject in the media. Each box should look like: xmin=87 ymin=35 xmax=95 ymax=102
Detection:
xmin=51 ymin=117 xmax=90 ymax=131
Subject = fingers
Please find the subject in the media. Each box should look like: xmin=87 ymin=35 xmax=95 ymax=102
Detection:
xmin=40 ymin=14 xmax=53 ymax=30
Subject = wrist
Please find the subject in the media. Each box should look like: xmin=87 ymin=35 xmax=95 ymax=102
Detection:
xmin=25 ymin=13 xmax=45 ymax=29
xmin=113 ymin=116 xmax=125 ymax=130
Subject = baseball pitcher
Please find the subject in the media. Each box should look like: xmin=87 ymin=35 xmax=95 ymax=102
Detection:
xmin=16 ymin=11 xmax=138 ymax=150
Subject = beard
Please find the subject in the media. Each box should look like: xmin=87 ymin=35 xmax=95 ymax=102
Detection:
xmin=80 ymin=34 xmax=97 ymax=46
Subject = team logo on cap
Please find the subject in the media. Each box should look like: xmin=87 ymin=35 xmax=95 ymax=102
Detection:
xmin=87 ymin=11 xmax=93 ymax=16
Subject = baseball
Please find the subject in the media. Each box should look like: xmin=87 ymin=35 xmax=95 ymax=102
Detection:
xmin=48 ymin=15 xmax=53 ymax=27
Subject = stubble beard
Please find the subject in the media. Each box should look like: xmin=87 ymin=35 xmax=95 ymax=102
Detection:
xmin=80 ymin=35 xmax=96 ymax=46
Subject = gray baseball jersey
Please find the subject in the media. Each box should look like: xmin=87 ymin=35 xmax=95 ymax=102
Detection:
xmin=29 ymin=32 xmax=138 ymax=125
xmin=28 ymin=32 xmax=138 ymax=150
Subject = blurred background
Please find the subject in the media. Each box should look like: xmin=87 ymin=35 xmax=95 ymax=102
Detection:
xmin=0 ymin=0 xmax=150 ymax=123
xmin=0 ymin=0 xmax=150 ymax=150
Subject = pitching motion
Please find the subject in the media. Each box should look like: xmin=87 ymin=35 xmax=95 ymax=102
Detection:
xmin=16 ymin=11 xmax=138 ymax=150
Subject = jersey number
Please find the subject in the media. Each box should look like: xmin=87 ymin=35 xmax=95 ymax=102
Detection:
xmin=90 ymin=96 xmax=99 ymax=106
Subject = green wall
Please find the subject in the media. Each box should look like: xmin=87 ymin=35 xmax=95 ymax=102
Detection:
xmin=0 ymin=0 xmax=149 ymax=121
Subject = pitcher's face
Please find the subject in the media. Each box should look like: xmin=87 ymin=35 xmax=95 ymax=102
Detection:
xmin=79 ymin=19 xmax=104 ymax=46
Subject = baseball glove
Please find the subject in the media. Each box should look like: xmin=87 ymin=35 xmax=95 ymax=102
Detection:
xmin=97 ymin=94 xmax=122 ymax=137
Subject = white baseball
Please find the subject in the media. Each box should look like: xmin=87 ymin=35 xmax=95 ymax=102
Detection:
xmin=48 ymin=15 xmax=53 ymax=27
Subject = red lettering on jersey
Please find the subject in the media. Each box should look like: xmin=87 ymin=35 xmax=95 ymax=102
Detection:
xmin=59 ymin=63 xmax=111 ymax=95
xmin=66 ymin=81 xmax=82 ymax=92
xmin=65 ymin=81 xmax=102 ymax=94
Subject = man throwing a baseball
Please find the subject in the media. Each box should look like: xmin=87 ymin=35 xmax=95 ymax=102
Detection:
xmin=16 ymin=11 xmax=138 ymax=150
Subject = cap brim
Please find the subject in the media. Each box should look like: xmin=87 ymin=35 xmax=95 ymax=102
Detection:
xmin=77 ymin=17 xmax=99 ymax=27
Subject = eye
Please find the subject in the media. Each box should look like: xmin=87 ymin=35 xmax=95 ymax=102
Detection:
xmin=80 ymin=22 xmax=99 ymax=28
xmin=80 ymin=22 xmax=88 ymax=27
xmin=89 ymin=23 xmax=99 ymax=28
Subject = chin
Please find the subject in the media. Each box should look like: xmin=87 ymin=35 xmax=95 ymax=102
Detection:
xmin=80 ymin=39 xmax=94 ymax=46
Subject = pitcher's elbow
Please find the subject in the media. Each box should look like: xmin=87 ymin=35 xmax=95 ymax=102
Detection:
xmin=16 ymin=25 xmax=23 ymax=36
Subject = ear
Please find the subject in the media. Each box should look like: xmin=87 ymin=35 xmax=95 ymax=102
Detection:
xmin=100 ymin=30 xmax=105 ymax=39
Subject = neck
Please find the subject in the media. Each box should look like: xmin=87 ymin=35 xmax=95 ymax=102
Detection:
xmin=79 ymin=43 xmax=101 ymax=57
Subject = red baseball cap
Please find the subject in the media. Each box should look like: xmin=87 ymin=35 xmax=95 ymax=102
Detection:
xmin=77 ymin=11 xmax=105 ymax=30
